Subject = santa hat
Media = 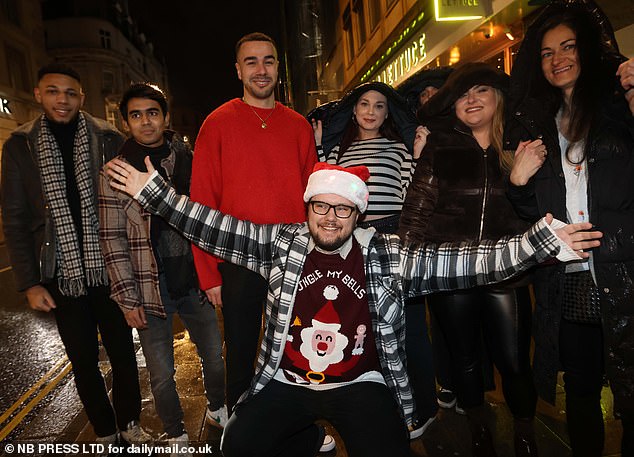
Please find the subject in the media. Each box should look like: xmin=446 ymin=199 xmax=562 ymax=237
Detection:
xmin=312 ymin=300 xmax=342 ymax=332
xmin=303 ymin=162 xmax=370 ymax=213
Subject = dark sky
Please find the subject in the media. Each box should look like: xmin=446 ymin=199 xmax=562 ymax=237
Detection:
xmin=128 ymin=1 xmax=283 ymax=117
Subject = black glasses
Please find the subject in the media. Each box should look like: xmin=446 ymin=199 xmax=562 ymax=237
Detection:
xmin=309 ymin=201 xmax=356 ymax=219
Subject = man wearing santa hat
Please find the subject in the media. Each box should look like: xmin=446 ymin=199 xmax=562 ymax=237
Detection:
xmin=105 ymin=159 xmax=602 ymax=457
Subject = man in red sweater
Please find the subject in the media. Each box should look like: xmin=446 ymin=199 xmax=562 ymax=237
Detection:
xmin=190 ymin=32 xmax=317 ymax=414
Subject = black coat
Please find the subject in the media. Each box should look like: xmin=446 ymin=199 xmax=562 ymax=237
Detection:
xmin=1 ymin=113 xmax=124 ymax=292
xmin=505 ymin=92 xmax=634 ymax=412
xmin=400 ymin=118 xmax=528 ymax=246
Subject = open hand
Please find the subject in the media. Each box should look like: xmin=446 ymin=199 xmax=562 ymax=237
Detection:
xmin=546 ymin=213 xmax=602 ymax=258
xmin=106 ymin=156 xmax=155 ymax=197
xmin=617 ymin=58 xmax=634 ymax=115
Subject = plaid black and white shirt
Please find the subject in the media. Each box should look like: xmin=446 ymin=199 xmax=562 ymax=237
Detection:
xmin=136 ymin=172 xmax=562 ymax=427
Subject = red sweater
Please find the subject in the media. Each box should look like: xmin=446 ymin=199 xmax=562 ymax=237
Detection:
xmin=191 ymin=98 xmax=317 ymax=290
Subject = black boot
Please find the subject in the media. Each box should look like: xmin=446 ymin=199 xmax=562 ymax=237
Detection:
xmin=514 ymin=417 xmax=539 ymax=457
xmin=565 ymin=391 xmax=604 ymax=457
xmin=466 ymin=406 xmax=498 ymax=457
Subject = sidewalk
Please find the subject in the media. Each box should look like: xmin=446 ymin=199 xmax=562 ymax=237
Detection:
xmin=7 ymin=315 xmax=624 ymax=457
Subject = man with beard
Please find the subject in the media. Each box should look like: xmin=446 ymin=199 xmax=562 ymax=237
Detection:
xmin=1 ymin=63 xmax=150 ymax=449
xmin=106 ymin=159 xmax=602 ymax=457
xmin=190 ymin=32 xmax=317 ymax=418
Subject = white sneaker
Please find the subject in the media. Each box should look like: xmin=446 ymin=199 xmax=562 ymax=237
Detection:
xmin=94 ymin=432 xmax=118 ymax=457
xmin=205 ymin=405 xmax=228 ymax=429
xmin=168 ymin=432 xmax=192 ymax=457
xmin=319 ymin=433 xmax=336 ymax=452
xmin=408 ymin=415 xmax=436 ymax=440
xmin=120 ymin=420 xmax=153 ymax=444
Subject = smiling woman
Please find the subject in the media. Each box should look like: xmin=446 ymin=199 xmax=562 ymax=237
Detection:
xmin=504 ymin=2 xmax=634 ymax=454
xmin=399 ymin=62 xmax=542 ymax=457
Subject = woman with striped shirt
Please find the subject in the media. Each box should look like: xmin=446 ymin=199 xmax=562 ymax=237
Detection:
xmin=310 ymin=82 xmax=425 ymax=234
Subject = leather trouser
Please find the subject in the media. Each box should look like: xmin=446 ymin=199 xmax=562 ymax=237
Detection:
xmin=428 ymin=285 xmax=537 ymax=418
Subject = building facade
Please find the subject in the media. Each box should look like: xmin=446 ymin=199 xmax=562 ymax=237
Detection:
xmin=301 ymin=0 xmax=634 ymax=111
xmin=0 ymin=0 xmax=49 ymax=150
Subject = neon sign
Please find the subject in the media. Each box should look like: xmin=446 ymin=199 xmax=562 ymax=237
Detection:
xmin=375 ymin=34 xmax=427 ymax=86
xmin=435 ymin=0 xmax=484 ymax=21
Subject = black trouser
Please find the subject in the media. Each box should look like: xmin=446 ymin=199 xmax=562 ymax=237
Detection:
xmin=221 ymin=380 xmax=409 ymax=457
xmin=429 ymin=286 xmax=536 ymax=418
xmin=405 ymin=297 xmax=439 ymax=421
xmin=47 ymin=284 xmax=141 ymax=437
xmin=218 ymin=262 xmax=268 ymax=412
xmin=559 ymin=318 xmax=605 ymax=456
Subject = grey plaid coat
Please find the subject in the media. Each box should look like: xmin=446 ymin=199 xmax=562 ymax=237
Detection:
xmin=137 ymin=172 xmax=561 ymax=426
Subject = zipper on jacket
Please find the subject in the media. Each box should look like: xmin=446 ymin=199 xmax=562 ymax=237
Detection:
xmin=479 ymin=149 xmax=489 ymax=241
xmin=454 ymin=127 xmax=489 ymax=241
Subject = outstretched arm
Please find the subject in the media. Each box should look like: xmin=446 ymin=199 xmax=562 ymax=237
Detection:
xmin=403 ymin=214 xmax=601 ymax=296
xmin=105 ymin=157 xmax=279 ymax=276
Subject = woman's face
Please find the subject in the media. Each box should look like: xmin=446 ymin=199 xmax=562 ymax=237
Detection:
xmin=540 ymin=24 xmax=580 ymax=96
xmin=454 ymin=85 xmax=497 ymax=131
xmin=353 ymin=90 xmax=388 ymax=137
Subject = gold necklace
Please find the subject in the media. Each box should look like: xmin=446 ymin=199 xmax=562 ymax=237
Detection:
xmin=243 ymin=99 xmax=276 ymax=129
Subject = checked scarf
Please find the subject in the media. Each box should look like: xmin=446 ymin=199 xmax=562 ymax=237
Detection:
xmin=37 ymin=113 xmax=108 ymax=297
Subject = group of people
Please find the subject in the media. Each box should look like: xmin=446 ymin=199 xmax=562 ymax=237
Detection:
xmin=1 ymin=1 xmax=634 ymax=457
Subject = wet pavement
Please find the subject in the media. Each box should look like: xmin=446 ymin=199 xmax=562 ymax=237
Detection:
xmin=0 ymin=314 xmax=625 ymax=457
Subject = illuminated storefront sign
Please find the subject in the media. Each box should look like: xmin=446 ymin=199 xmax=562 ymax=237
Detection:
xmin=435 ymin=0 xmax=485 ymax=21
xmin=375 ymin=33 xmax=427 ymax=86
xmin=0 ymin=97 xmax=11 ymax=116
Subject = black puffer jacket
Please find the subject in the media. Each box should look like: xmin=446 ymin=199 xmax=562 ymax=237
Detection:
xmin=504 ymin=0 xmax=634 ymax=411
xmin=505 ymin=93 xmax=634 ymax=411
xmin=400 ymin=118 xmax=528 ymax=246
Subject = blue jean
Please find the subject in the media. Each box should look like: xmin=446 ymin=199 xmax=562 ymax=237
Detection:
xmin=138 ymin=282 xmax=225 ymax=437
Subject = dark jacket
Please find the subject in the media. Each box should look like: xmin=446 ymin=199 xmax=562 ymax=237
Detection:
xmin=503 ymin=0 xmax=634 ymax=412
xmin=99 ymin=131 xmax=196 ymax=319
xmin=1 ymin=112 xmax=124 ymax=292
xmin=505 ymin=90 xmax=634 ymax=411
xmin=400 ymin=118 xmax=528 ymax=246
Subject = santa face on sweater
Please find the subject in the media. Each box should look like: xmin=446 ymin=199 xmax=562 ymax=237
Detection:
xmin=300 ymin=306 xmax=349 ymax=373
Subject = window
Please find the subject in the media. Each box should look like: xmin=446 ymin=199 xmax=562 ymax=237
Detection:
xmin=368 ymin=0 xmax=382 ymax=31
xmin=105 ymin=100 xmax=119 ymax=128
xmin=0 ymin=0 xmax=20 ymax=26
xmin=5 ymin=45 xmax=30 ymax=92
xmin=343 ymin=5 xmax=355 ymax=63
xmin=99 ymin=29 xmax=111 ymax=49
xmin=353 ymin=0 xmax=366 ymax=46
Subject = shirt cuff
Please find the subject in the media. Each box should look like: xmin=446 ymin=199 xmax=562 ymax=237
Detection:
xmin=544 ymin=217 xmax=584 ymax=262
xmin=133 ymin=169 xmax=159 ymax=200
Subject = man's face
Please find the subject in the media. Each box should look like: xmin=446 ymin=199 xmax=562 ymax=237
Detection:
xmin=235 ymin=40 xmax=279 ymax=102
xmin=307 ymin=193 xmax=358 ymax=251
xmin=34 ymin=73 xmax=85 ymax=124
xmin=123 ymin=97 xmax=169 ymax=148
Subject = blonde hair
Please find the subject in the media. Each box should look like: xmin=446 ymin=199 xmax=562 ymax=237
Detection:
xmin=490 ymin=88 xmax=514 ymax=173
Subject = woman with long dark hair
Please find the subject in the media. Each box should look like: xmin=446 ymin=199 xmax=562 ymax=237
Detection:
xmin=505 ymin=1 xmax=634 ymax=455
xmin=399 ymin=62 xmax=542 ymax=457
xmin=311 ymin=81 xmax=424 ymax=234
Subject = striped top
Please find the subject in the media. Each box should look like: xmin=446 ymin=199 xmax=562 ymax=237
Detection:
xmin=318 ymin=137 xmax=415 ymax=217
